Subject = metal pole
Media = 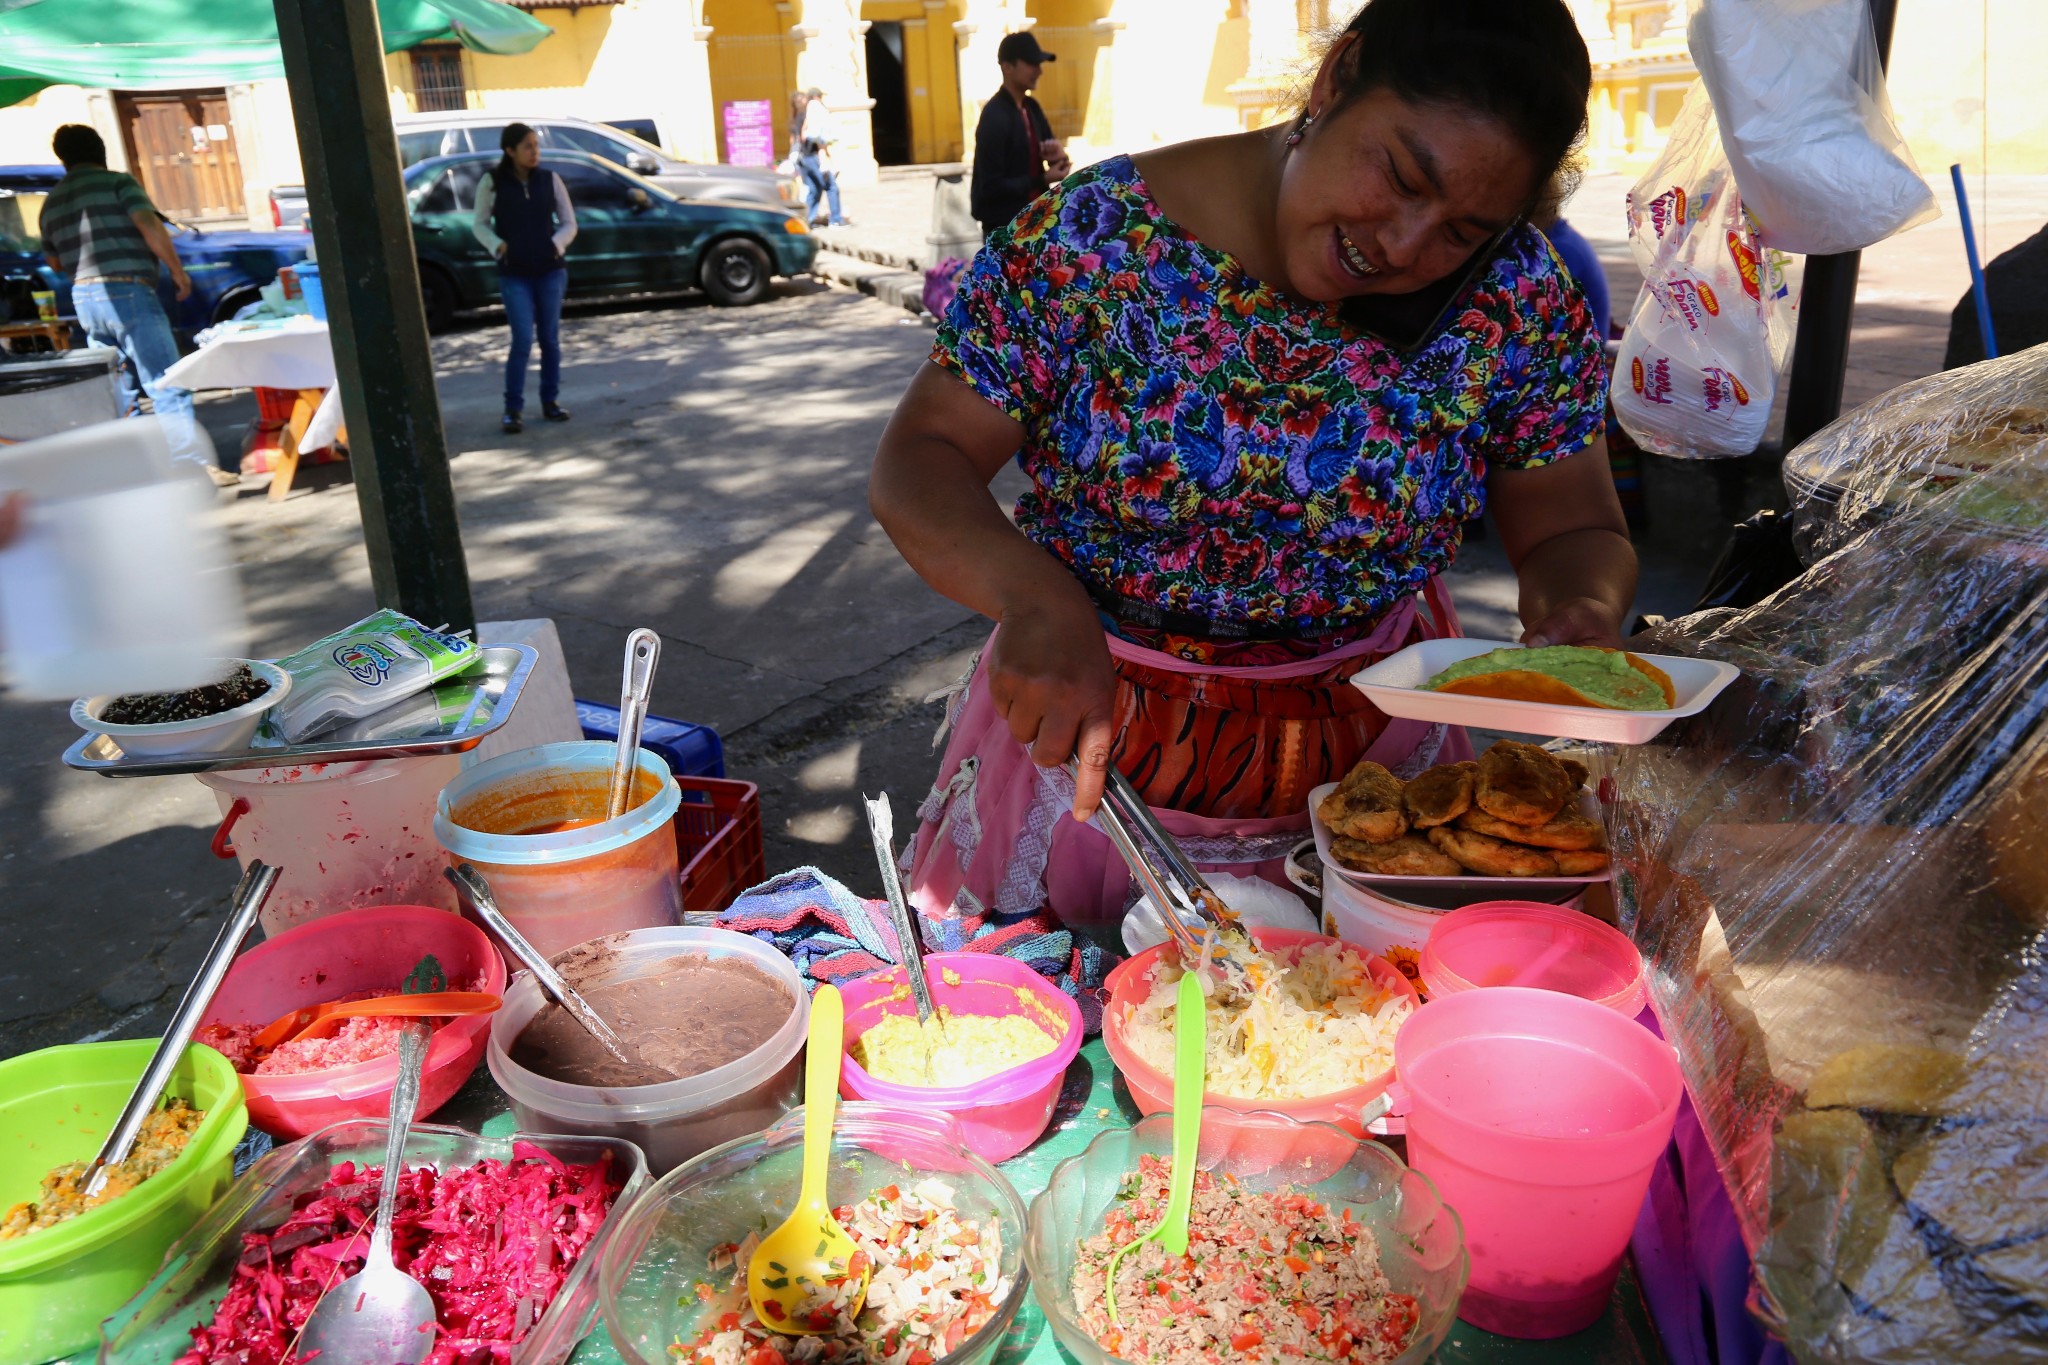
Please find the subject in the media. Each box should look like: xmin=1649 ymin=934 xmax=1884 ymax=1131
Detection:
xmin=1779 ymin=0 xmax=1901 ymax=453
xmin=273 ymin=0 xmax=476 ymax=633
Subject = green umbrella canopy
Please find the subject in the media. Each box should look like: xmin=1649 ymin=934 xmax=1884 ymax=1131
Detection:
xmin=0 ymin=0 xmax=551 ymax=106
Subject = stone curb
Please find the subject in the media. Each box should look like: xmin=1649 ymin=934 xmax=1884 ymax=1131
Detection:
xmin=813 ymin=249 xmax=928 ymax=317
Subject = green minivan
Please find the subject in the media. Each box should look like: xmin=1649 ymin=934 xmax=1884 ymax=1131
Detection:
xmin=402 ymin=150 xmax=818 ymax=328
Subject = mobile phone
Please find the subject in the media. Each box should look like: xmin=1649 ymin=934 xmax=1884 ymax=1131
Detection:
xmin=1341 ymin=220 xmax=1521 ymax=353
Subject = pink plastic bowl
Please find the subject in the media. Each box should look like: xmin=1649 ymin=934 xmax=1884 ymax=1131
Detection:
xmin=199 ymin=905 xmax=507 ymax=1139
xmin=837 ymin=954 xmax=1082 ymax=1164
xmin=1102 ymin=927 xmax=1421 ymax=1151
xmin=1419 ymin=902 xmax=1647 ymax=1018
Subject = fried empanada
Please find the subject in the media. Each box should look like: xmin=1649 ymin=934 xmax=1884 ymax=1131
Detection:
xmin=1558 ymin=756 xmax=1590 ymax=789
xmin=1427 ymin=825 xmax=1559 ymax=877
xmin=1458 ymin=806 xmax=1606 ymax=851
xmin=1474 ymin=740 xmax=1573 ymax=826
xmin=1553 ymin=848 xmax=1612 ymax=875
xmin=1331 ymin=833 xmax=1464 ymax=877
xmin=1403 ymin=761 xmax=1477 ymax=828
xmin=1317 ymin=760 xmax=1408 ymax=843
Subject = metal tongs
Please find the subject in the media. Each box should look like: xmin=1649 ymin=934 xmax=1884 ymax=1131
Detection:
xmin=1078 ymin=764 xmax=1255 ymax=978
xmin=84 ymin=861 xmax=280 ymax=1198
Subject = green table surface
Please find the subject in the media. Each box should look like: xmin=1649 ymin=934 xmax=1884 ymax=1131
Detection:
xmin=441 ymin=1037 xmax=1669 ymax=1365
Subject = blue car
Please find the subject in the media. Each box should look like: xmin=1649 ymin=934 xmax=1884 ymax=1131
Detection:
xmin=0 ymin=164 xmax=312 ymax=346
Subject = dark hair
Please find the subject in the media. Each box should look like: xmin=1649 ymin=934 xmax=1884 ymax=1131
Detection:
xmin=1324 ymin=0 xmax=1590 ymax=216
xmin=52 ymin=124 xmax=107 ymax=169
xmin=496 ymin=121 xmax=537 ymax=179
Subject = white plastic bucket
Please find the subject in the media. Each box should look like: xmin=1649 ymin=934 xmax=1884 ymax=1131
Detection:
xmin=434 ymin=740 xmax=682 ymax=958
xmin=485 ymin=926 xmax=808 ymax=1174
xmin=198 ymin=755 xmax=462 ymax=937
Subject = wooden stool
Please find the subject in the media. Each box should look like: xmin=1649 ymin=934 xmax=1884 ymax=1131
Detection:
xmin=0 ymin=318 xmax=73 ymax=353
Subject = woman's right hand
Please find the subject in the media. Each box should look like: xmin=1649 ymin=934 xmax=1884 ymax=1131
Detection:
xmin=986 ymin=589 xmax=1118 ymax=822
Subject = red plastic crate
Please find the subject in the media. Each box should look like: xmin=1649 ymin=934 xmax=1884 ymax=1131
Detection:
xmin=674 ymin=777 xmax=765 ymax=914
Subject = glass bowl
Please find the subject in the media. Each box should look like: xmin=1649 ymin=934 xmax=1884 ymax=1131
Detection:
xmin=1025 ymin=1109 xmax=1468 ymax=1364
xmin=599 ymin=1103 xmax=1029 ymax=1365
xmin=98 ymin=1120 xmax=648 ymax=1365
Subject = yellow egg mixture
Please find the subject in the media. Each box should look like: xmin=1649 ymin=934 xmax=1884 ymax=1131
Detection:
xmin=852 ymin=1009 xmax=1059 ymax=1088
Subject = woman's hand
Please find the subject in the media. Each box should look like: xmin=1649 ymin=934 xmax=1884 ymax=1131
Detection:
xmin=870 ymin=363 xmax=1123 ymax=821
xmin=1489 ymin=439 xmax=1638 ymax=650
xmin=986 ymin=590 xmax=1118 ymax=821
xmin=1521 ymin=596 xmax=1625 ymax=650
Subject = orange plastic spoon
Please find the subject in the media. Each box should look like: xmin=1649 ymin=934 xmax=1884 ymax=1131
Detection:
xmin=252 ymin=992 xmax=501 ymax=1051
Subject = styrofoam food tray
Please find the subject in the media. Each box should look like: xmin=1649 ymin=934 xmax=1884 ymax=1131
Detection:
xmin=1309 ymin=779 xmax=1611 ymax=898
xmin=1350 ymin=638 xmax=1741 ymax=744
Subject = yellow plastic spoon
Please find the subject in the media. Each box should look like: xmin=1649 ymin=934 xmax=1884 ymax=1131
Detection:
xmin=748 ymin=984 xmax=870 ymax=1334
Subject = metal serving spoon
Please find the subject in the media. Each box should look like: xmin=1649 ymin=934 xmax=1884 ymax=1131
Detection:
xmin=296 ymin=1024 xmax=437 ymax=1363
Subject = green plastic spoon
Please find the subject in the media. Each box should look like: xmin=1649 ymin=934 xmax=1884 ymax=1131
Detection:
xmin=1106 ymin=968 xmax=1206 ymax=1328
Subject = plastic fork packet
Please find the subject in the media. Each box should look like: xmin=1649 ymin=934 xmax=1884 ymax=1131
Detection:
xmin=269 ymin=608 xmax=481 ymax=740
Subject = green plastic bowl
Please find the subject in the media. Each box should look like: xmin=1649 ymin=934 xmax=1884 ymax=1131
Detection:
xmin=0 ymin=1040 xmax=247 ymax=1364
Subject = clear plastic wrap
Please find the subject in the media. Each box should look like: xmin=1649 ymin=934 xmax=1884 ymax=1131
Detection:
xmin=1614 ymin=342 xmax=2048 ymax=1364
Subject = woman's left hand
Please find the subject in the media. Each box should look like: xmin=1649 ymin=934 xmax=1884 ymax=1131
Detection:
xmin=1521 ymin=596 xmax=1626 ymax=650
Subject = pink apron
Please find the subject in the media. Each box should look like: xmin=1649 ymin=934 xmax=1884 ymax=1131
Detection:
xmin=905 ymin=580 xmax=1471 ymax=934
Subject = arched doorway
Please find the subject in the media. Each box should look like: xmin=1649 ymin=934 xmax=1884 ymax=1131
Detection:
xmin=859 ymin=0 xmax=964 ymax=164
xmin=866 ymin=20 xmax=912 ymax=164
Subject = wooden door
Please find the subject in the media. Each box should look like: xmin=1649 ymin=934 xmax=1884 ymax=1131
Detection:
xmin=117 ymin=91 xmax=245 ymax=221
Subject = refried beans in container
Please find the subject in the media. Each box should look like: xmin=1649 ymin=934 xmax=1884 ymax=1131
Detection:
xmin=433 ymin=740 xmax=683 ymax=957
xmin=486 ymin=927 xmax=809 ymax=1174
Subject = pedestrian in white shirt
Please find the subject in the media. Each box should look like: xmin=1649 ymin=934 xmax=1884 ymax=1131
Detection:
xmin=798 ymin=88 xmax=849 ymax=228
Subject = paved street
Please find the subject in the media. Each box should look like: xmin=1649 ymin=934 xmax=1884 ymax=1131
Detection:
xmin=6 ymin=161 xmax=2042 ymax=1052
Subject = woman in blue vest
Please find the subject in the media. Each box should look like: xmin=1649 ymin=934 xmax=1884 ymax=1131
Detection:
xmin=473 ymin=122 xmax=577 ymax=434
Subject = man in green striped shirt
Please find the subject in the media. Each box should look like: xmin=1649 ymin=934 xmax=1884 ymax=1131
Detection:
xmin=40 ymin=124 xmax=223 ymax=482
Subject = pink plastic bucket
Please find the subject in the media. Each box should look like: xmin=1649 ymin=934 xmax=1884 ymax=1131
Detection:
xmin=1420 ymin=902 xmax=1648 ymax=1017
xmin=199 ymin=905 xmax=507 ymax=1139
xmin=837 ymin=954 xmax=1082 ymax=1163
xmin=1394 ymin=987 xmax=1681 ymax=1339
xmin=1103 ymin=927 xmax=1420 ymax=1158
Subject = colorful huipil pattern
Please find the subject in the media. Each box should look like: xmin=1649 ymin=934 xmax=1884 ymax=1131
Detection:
xmin=933 ymin=155 xmax=1609 ymax=637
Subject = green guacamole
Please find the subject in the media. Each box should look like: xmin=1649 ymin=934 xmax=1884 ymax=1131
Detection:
xmin=1424 ymin=645 xmax=1668 ymax=710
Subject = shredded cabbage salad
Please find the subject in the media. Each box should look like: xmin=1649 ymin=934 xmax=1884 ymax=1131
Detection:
xmin=1122 ymin=942 xmax=1409 ymax=1102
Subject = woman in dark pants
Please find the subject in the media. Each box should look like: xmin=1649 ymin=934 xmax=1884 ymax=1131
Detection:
xmin=472 ymin=122 xmax=576 ymax=434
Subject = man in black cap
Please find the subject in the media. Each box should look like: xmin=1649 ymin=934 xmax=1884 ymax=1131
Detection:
xmin=970 ymin=31 xmax=1070 ymax=238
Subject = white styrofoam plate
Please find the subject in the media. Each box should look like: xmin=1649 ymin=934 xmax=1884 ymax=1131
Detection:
xmin=1349 ymin=638 xmax=1741 ymax=744
xmin=1308 ymin=779 xmax=1611 ymax=898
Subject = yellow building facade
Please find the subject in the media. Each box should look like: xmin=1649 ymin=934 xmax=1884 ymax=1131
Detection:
xmin=0 ymin=0 xmax=2038 ymax=228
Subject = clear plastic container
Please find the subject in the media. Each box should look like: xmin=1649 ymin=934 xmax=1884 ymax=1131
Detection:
xmin=486 ymin=927 xmax=807 ymax=1174
xmin=435 ymin=741 xmax=682 ymax=958
xmin=1025 ymin=1108 xmax=1468 ymax=1365
xmin=598 ymin=1104 xmax=1029 ymax=1365
xmin=98 ymin=1120 xmax=648 ymax=1365
xmin=199 ymin=753 xmax=463 ymax=936
xmin=1394 ymin=987 xmax=1681 ymax=1339
xmin=836 ymin=954 xmax=1083 ymax=1163
xmin=1419 ymin=901 xmax=1647 ymax=1017
xmin=198 ymin=904 xmax=507 ymax=1138
xmin=1101 ymin=927 xmax=1420 ymax=1152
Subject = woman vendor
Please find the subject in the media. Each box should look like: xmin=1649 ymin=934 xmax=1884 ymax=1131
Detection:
xmin=870 ymin=0 xmax=1634 ymax=930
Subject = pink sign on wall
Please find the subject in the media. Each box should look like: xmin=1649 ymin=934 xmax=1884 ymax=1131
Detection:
xmin=723 ymin=100 xmax=776 ymax=167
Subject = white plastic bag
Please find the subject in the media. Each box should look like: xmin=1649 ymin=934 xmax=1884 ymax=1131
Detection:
xmin=1689 ymin=0 xmax=1937 ymax=255
xmin=1613 ymin=83 xmax=1800 ymax=459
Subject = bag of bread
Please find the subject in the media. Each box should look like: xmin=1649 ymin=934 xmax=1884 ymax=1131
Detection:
xmin=1610 ymin=345 xmax=2048 ymax=1365
xmin=1612 ymin=83 xmax=1802 ymax=460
